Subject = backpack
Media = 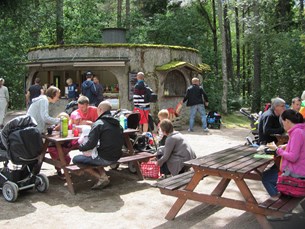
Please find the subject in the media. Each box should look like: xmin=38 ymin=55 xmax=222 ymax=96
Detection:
xmin=8 ymin=126 xmax=43 ymax=164
xmin=144 ymin=86 xmax=158 ymax=103
xmin=277 ymin=175 xmax=305 ymax=198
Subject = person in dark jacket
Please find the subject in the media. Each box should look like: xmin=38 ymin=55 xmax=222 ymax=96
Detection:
xmin=259 ymin=97 xmax=286 ymax=198
xmin=81 ymin=71 xmax=97 ymax=106
xmin=258 ymin=97 xmax=286 ymax=145
xmin=73 ymin=100 xmax=124 ymax=189
xmin=93 ymin=75 xmax=104 ymax=106
xmin=183 ymin=77 xmax=209 ymax=132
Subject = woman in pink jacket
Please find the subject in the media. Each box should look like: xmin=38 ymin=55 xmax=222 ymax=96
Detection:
xmin=264 ymin=109 xmax=305 ymax=197
xmin=277 ymin=109 xmax=305 ymax=176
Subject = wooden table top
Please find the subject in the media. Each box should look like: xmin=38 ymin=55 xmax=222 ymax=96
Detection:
xmin=184 ymin=145 xmax=273 ymax=175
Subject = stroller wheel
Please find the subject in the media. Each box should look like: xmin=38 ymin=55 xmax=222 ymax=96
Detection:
xmin=128 ymin=162 xmax=137 ymax=174
xmin=2 ymin=181 xmax=18 ymax=202
xmin=35 ymin=174 xmax=49 ymax=193
xmin=109 ymin=163 xmax=120 ymax=170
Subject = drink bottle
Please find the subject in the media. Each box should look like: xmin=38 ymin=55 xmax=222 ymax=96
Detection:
xmin=60 ymin=117 xmax=68 ymax=137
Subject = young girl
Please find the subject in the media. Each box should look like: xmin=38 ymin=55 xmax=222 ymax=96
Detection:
xmin=157 ymin=109 xmax=169 ymax=146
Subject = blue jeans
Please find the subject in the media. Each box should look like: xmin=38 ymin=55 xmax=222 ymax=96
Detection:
xmin=262 ymin=165 xmax=279 ymax=196
xmin=189 ymin=104 xmax=207 ymax=130
xmin=73 ymin=155 xmax=115 ymax=166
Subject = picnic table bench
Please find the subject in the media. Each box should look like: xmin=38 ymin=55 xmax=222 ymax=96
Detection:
xmin=153 ymin=145 xmax=305 ymax=229
xmin=41 ymin=129 xmax=155 ymax=194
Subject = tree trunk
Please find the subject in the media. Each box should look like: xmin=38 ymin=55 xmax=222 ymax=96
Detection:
xmin=224 ymin=3 xmax=234 ymax=92
xmin=126 ymin=0 xmax=130 ymax=29
xmin=235 ymin=5 xmax=241 ymax=95
xmin=242 ymin=7 xmax=246 ymax=99
xmin=212 ymin=0 xmax=219 ymax=77
xmin=196 ymin=0 xmax=218 ymax=77
xmin=252 ymin=1 xmax=261 ymax=112
xmin=300 ymin=0 xmax=304 ymax=31
xmin=217 ymin=0 xmax=228 ymax=114
xmin=56 ymin=0 xmax=64 ymax=45
xmin=117 ymin=0 xmax=122 ymax=27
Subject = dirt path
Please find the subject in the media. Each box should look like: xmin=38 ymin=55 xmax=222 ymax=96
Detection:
xmin=1 ymin=112 xmax=304 ymax=229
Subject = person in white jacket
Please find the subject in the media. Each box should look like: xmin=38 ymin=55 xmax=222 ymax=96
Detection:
xmin=0 ymin=78 xmax=9 ymax=129
xmin=27 ymin=86 xmax=61 ymax=133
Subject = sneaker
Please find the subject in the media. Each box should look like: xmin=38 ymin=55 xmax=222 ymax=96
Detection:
xmin=187 ymin=129 xmax=194 ymax=132
xmin=91 ymin=177 xmax=110 ymax=190
xmin=203 ymin=128 xmax=209 ymax=132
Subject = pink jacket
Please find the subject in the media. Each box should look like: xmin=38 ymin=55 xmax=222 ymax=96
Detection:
xmin=277 ymin=123 xmax=305 ymax=176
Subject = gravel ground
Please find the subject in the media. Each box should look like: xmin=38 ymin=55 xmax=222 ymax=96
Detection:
xmin=1 ymin=111 xmax=304 ymax=229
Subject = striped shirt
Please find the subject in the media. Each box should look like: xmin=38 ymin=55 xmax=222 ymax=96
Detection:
xmin=133 ymin=80 xmax=150 ymax=110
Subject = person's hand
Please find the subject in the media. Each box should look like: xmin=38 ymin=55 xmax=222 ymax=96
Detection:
xmin=266 ymin=141 xmax=277 ymax=151
xmin=205 ymin=102 xmax=209 ymax=107
xmin=278 ymin=144 xmax=287 ymax=150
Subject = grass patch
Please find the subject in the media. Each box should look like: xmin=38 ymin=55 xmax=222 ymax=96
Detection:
xmin=221 ymin=112 xmax=250 ymax=129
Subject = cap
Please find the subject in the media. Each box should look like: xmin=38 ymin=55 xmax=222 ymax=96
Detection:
xmin=86 ymin=71 xmax=93 ymax=76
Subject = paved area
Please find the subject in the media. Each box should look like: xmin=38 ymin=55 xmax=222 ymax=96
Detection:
xmin=0 ymin=110 xmax=304 ymax=229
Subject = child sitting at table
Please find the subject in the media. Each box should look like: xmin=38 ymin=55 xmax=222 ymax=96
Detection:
xmin=78 ymin=125 xmax=98 ymax=159
xmin=157 ymin=109 xmax=169 ymax=146
xmin=157 ymin=119 xmax=196 ymax=176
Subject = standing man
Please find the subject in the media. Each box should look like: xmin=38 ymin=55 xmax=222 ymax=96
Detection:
xmin=0 ymin=78 xmax=9 ymax=129
xmin=73 ymin=101 xmax=124 ymax=189
xmin=93 ymin=75 xmax=104 ymax=107
xmin=258 ymin=97 xmax=286 ymax=198
xmin=183 ymin=77 xmax=209 ymax=133
xmin=26 ymin=77 xmax=43 ymax=108
xmin=81 ymin=71 xmax=97 ymax=106
xmin=133 ymin=72 xmax=151 ymax=132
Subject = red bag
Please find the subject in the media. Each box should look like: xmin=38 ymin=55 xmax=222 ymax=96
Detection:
xmin=140 ymin=161 xmax=160 ymax=179
xmin=277 ymin=175 xmax=305 ymax=197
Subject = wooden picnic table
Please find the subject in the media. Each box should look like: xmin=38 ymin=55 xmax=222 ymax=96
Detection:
xmin=155 ymin=145 xmax=297 ymax=229
xmin=41 ymin=128 xmax=145 ymax=194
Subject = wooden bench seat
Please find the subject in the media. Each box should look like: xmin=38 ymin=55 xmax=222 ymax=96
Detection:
xmin=259 ymin=195 xmax=305 ymax=214
xmin=153 ymin=171 xmax=195 ymax=190
xmin=65 ymin=151 xmax=155 ymax=179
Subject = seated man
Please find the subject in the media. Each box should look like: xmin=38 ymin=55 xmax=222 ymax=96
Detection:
xmin=258 ymin=97 xmax=286 ymax=197
xmin=70 ymin=96 xmax=98 ymax=126
xmin=73 ymin=101 xmax=124 ymax=189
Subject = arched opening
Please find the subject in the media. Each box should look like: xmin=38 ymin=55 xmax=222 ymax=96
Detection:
xmin=164 ymin=70 xmax=186 ymax=96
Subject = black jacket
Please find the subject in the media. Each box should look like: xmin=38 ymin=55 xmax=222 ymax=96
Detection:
xmin=79 ymin=111 xmax=124 ymax=161
xmin=258 ymin=108 xmax=284 ymax=144
xmin=183 ymin=84 xmax=208 ymax=107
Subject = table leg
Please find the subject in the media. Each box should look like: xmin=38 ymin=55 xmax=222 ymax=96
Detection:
xmin=124 ymin=134 xmax=135 ymax=155
xmin=133 ymin=161 xmax=144 ymax=180
xmin=165 ymin=169 xmax=204 ymax=220
xmin=33 ymin=139 xmax=50 ymax=175
xmin=55 ymin=142 xmax=75 ymax=195
xmin=211 ymin=178 xmax=230 ymax=196
xmin=235 ymin=178 xmax=273 ymax=229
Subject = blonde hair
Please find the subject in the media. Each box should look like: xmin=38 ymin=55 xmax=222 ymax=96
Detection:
xmin=66 ymin=78 xmax=72 ymax=85
xmin=192 ymin=77 xmax=200 ymax=84
xmin=158 ymin=109 xmax=169 ymax=120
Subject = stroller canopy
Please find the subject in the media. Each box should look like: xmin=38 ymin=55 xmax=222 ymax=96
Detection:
xmin=0 ymin=115 xmax=38 ymax=150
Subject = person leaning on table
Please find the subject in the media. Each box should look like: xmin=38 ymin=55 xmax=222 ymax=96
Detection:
xmin=73 ymin=100 xmax=124 ymax=189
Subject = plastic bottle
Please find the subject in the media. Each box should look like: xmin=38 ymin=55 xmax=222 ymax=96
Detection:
xmin=123 ymin=115 xmax=128 ymax=129
xmin=60 ymin=117 xmax=68 ymax=137
xmin=119 ymin=114 xmax=126 ymax=130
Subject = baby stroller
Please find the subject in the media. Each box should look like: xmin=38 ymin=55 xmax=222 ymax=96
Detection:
xmin=0 ymin=115 xmax=49 ymax=202
xmin=206 ymin=111 xmax=222 ymax=129
xmin=239 ymin=108 xmax=260 ymax=146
